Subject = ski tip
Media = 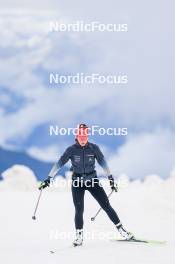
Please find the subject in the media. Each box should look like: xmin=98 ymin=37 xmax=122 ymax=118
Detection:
xmin=73 ymin=243 xmax=83 ymax=247
xmin=133 ymin=238 xmax=167 ymax=245
xmin=73 ymin=243 xmax=78 ymax=247
xmin=110 ymin=238 xmax=167 ymax=245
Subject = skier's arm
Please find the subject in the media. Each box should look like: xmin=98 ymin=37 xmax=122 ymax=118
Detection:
xmin=94 ymin=145 xmax=111 ymax=177
xmin=49 ymin=147 xmax=71 ymax=179
xmin=94 ymin=145 xmax=117 ymax=192
xmin=39 ymin=147 xmax=71 ymax=190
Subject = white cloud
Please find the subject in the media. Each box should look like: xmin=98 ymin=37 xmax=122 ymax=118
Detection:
xmin=27 ymin=145 xmax=60 ymax=162
xmin=0 ymin=1 xmax=175 ymax=176
xmin=109 ymin=129 xmax=175 ymax=179
xmin=0 ymin=164 xmax=37 ymax=190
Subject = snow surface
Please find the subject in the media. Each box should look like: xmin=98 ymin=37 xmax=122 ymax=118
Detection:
xmin=0 ymin=165 xmax=175 ymax=264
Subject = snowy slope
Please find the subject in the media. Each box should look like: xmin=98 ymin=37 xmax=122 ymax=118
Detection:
xmin=0 ymin=167 xmax=175 ymax=264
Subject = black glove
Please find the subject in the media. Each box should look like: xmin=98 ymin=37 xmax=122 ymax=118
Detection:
xmin=39 ymin=176 xmax=51 ymax=190
xmin=108 ymin=175 xmax=118 ymax=192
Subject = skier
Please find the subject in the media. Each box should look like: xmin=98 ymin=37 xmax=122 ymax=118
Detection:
xmin=39 ymin=124 xmax=133 ymax=246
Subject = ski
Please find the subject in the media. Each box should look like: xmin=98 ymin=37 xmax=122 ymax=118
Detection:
xmin=49 ymin=246 xmax=72 ymax=254
xmin=73 ymin=243 xmax=83 ymax=247
xmin=110 ymin=237 xmax=166 ymax=245
xmin=50 ymin=250 xmax=56 ymax=254
xmin=49 ymin=244 xmax=82 ymax=254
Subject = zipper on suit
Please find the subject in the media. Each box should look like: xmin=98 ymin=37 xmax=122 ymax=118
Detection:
xmin=82 ymin=146 xmax=85 ymax=173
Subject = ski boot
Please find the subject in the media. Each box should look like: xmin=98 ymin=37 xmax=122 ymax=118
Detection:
xmin=116 ymin=223 xmax=134 ymax=240
xmin=73 ymin=229 xmax=83 ymax=247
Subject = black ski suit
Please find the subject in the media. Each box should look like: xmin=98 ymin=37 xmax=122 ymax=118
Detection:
xmin=49 ymin=141 xmax=120 ymax=229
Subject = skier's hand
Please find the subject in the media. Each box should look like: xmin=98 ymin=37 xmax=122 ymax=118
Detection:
xmin=39 ymin=177 xmax=51 ymax=190
xmin=108 ymin=175 xmax=118 ymax=192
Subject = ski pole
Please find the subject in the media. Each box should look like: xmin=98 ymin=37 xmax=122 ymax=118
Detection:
xmin=32 ymin=189 xmax=43 ymax=220
xmin=91 ymin=190 xmax=114 ymax=221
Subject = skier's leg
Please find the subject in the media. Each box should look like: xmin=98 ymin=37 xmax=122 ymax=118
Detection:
xmin=71 ymin=180 xmax=85 ymax=246
xmin=71 ymin=181 xmax=85 ymax=230
xmin=88 ymin=182 xmax=120 ymax=225
xmin=88 ymin=181 xmax=133 ymax=240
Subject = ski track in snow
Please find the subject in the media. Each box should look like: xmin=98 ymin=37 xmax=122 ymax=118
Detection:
xmin=0 ymin=176 xmax=175 ymax=264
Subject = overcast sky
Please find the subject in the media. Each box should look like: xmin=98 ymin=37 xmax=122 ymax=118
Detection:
xmin=0 ymin=0 xmax=174 ymax=179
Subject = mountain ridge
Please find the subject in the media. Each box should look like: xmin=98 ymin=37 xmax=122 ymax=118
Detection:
xmin=0 ymin=147 xmax=67 ymax=181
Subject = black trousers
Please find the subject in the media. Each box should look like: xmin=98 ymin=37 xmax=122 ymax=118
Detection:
xmin=71 ymin=178 xmax=120 ymax=229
